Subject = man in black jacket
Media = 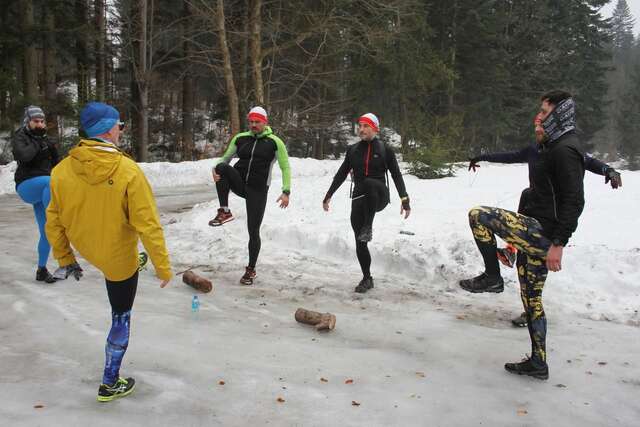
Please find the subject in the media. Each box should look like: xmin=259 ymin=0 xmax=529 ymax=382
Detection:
xmin=11 ymin=106 xmax=60 ymax=283
xmin=468 ymin=116 xmax=622 ymax=327
xmin=323 ymin=113 xmax=411 ymax=293
xmin=459 ymin=91 xmax=585 ymax=379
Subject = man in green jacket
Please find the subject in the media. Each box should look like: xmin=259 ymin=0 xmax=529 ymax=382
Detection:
xmin=209 ymin=106 xmax=291 ymax=285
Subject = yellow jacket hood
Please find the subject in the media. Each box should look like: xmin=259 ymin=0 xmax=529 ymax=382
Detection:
xmin=69 ymin=139 xmax=123 ymax=185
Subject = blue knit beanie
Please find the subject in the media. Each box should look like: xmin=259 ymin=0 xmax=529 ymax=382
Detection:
xmin=80 ymin=102 xmax=120 ymax=137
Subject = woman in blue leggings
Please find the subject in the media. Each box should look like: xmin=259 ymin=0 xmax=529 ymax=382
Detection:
xmin=12 ymin=106 xmax=60 ymax=283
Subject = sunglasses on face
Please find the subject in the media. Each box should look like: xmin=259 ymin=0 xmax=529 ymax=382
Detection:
xmin=119 ymin=121 xmax=125 ymax=131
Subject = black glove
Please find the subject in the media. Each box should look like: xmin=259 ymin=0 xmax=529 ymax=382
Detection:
xmin=468 ymin=157 xmax=481 ymax=172
xmin=401 ymin=196 xmax=411 ymax=211
xmin=53 ymin=262 xmax=83 ymax=281
xmin=605 ymin=168 xmax=622 ymax=189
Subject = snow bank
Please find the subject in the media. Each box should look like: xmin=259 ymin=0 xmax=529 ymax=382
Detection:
xmin=0 ymin=162 xmax=16 ymax=195
xmin=158 ymin=160 xmax=640 ymax=326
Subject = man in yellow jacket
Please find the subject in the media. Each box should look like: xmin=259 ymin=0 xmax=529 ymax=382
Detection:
xmin=46 ymin=101 xmax=172 ymax=402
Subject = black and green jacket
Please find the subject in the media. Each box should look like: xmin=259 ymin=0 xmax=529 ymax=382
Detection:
xmin=216 ymin=126 xmax=291 ymax=193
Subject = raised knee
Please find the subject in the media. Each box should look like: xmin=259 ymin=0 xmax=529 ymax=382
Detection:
xmin=468 ymin=206 xmax=483 ymax=225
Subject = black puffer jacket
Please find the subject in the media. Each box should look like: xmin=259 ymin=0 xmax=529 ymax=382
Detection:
xmin=521 ymin=131 xmax=585 ymax=245
xmin=11 ymin=127 xmax=59 ymax=186
xmin=325 ymin=137 xmax=408 ymax=201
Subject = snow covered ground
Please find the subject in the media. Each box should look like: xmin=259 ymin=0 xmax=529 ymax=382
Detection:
xmin=147 ymin=158 xmax=640 ymax=326
xmin=1 ymin=158 xmax=639 ymax=426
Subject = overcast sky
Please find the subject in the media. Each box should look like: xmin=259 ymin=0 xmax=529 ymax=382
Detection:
xmin=601 ymin=0 xmax=640 ymax=36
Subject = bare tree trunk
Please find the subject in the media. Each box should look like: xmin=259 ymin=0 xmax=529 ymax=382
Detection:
xmin=216 ymin=0 xmax=240 ymax=135
xmin=76 ymin=0 xmax=90 ymax=105
xmin=95 ymin=0 xmax=106 ymax=101
xmin=135 ymin=0 xmax=149 ymax=161
xmin=249 ymin=0 xmax=264 ymax=104
xmin=181 ymin=0 xmax=195 ymax=160
xmin=447 ymin=0 xmax=458 ymax=111
xmin=21 ymin=0 xmax=39 ymax=103
xmin=238 ymin=0 xmax=250 ymax=111
xmin=43 ymin=8 xmax=59 ymax=137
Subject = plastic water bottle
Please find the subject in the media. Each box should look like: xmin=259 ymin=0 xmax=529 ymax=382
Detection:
xmin=191 ymin=295 xmax=200 ymax=313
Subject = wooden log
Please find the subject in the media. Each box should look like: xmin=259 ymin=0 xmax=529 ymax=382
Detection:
xmin=182 ymin=270 xmax=213 ymax=293
xmin=295 ymin=308 xmax=336 ymax=331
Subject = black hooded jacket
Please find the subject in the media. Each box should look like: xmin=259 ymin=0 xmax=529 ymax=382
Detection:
xmin=324 ymin=137 xmax=408 ymax=202
xmin=11 ymin=127 xmax=59 ymax=186
xmin=521 ymin=131 xmax=585 ymax=246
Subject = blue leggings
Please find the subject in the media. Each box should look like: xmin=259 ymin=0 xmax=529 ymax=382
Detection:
xmin=16 ymin=176 xmax=51 ymax=268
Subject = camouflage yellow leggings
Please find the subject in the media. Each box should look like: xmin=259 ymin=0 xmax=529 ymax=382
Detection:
xmin=469 ymin=206 xmax=552 ymax=365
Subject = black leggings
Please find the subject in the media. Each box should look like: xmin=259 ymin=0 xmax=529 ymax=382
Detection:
xmin=106 ymin=271 xmax=139 ymax=314
xmin=215 ymin=163 xmax=269 ymax=268
xmin=351 ymin=178 xmax=389 ymax=278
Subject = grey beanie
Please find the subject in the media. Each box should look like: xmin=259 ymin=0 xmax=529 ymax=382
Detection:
xmin=22 ymin=105 xmax=45 ymax=127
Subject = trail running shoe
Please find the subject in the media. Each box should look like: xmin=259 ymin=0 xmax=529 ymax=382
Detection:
xmin=497 ymin=244 xmax=517 ymax=268
xmin=505 ymin=357 xmax=549 ymax=380
xmin=511 ymin=312 xmax=527 ymax=327
xmin=240 ymin=266 xmax=256 ymax=285
xmin=354 ymin=276 xmax=374 ymax=293
xmin=97 ymin=377 xmax=136 ymax=402
xmin=138 ymin=252 xmax=149 ymax=271
xmin=459 ymin=273 xmax=504 ymax=293
xmin=208 ymin=208 xmax=234 ymax=226
xmin=36 ymin=267 xmax=57 ymax=283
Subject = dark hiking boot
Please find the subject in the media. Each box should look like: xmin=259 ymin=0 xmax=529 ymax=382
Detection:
xmin=357 ymin=225 xmax=372 ymax=242
xmin=208 ymin=208 xmax=234 ymax=226
xmin=511 ymin=312 xmax=527 ymax=327
xmin=459 ymin=273 xmax=504 ymax=293
xmin=354 ymin=276 xmax=374 ymax=293
xmin=505 ymin=357 xmax=549 ymax=380
xmin=36 ymin=267 xmax=56 ymax=283
xmin=240 ymin=266 xmax=257 ymax=286
xmin=97 ymin=377 xmax=136 ymax=402
xmin=497 ymin=245 xmax=517 ymax=268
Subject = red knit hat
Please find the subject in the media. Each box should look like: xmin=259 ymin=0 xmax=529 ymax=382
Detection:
xmin=247 ymin=106 xmax=268 ymax=123
xmin=358 ymin=113 xmax=379 ymax=132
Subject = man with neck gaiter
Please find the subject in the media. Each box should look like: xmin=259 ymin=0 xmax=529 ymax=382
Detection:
xmin=323 ymin=113 xmax=411 ymax=294
xmin=209 ymin=106 xmax=291 ymax=286
xmin=46 ymin=102 xmax=172 ymax=401
xmin=459 ymin=91 xmax=585 ymax=380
